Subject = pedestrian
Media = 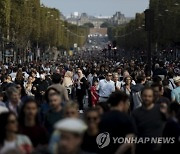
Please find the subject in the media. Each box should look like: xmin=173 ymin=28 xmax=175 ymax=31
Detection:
xmin=113 ymin=73 xmax=121 ymax=91
xmin=132 ymin=87 xmax=166 ymax=154
xmin=5 ymin=87 xmax=22 ymax=116
xmin=98 ymin=72 xmax=115 ymax=102
xmin=19 ymin=98 xmax=49 ymax=147
xmin=99 ymin=91 xmax=135 ymax=154
xmin=63 ymin=102 xmax=79 ymax=118
xmin=0 ymin=112 xmax=33 ymax=154
xmin=48 ymin=73 xmax=69 ymax=102
xmin=90 ymin=80 xmax=99 ymax=107
xmin=54 ymin=118 xmax=87 ymax=154
xmin=171 ymin=76 xmax=180 ymax=103
xmin=161 ymin=102 xmax=180 ymax=154
xmin=75 ymin=69 xmax=87 ymax=113
xmin=121 ymin=76 xmax=133 ymax=96
xmin=44 ymin=93 xmax=64 ymax=134
xmin=131 ymin=75 xmax=146 ymax=110
xmin=62 ymin=71 xmax=74 ymax=98
xmin=81 ymin=108 xmax=100 ymax=153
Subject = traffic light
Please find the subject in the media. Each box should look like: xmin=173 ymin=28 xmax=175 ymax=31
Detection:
xmin=112 ymin=40 xmax=117 ymax=48
xmin=108 ymin=44 xmax=112 ymax=51
xmin=144 ymin=9 xmax=154 ymax=31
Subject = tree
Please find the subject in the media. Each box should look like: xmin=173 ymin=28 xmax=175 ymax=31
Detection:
xmin=83 ymin=22 xmax=94 ymax=28
xmin=0 ymin=0 xmax=89 ymax=55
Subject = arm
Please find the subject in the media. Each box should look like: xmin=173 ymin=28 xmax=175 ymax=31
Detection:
xmin=171 ymin=90 xmax=176 ymax=102
xmin=63 ymin=88 xmax=69 ymax=102
xmin=115 ymin=134 xmax=135 ymax=154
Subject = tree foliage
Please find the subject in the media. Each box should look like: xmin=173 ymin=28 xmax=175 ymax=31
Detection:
xmin=109 ymin=0 xmax=180 ymax=50
xmin=83 ymin=22 xmax=94 ymax=28
xmin=0 ymin=0 xmax=89 ymax=51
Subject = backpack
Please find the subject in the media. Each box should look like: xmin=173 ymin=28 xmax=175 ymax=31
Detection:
xmin=131 ymin=91 xmax=142 ymax=110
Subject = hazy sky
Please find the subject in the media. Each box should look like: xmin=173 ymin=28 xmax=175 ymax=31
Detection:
xmin=41 ymin=0 xmax=149 ymax=17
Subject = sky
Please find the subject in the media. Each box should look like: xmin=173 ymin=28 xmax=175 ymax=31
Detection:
xmin=41 ymin=0 xmax=149 ymax=17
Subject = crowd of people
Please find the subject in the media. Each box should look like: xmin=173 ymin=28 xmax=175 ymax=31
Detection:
xmin=0 ymin=54 xmax=179 ymax=154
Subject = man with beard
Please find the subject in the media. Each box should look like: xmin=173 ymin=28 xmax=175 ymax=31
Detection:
xmin=132 ymin=87 xmax=166 ymax=154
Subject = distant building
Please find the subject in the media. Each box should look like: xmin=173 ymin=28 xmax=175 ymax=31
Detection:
xmin=67 ymin=12 xmax=132 ymax=27
xmin=109 ymin=12 xmax=127 ymax=25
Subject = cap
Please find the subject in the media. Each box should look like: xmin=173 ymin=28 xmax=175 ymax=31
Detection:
xmin=173 ymin=76 xmax=180 ymax=83
xmin=54 ymin=118 xmax=87 ymax=134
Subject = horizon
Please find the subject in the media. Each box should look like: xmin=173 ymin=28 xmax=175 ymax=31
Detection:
xmin=41 ymin=0 xmax=149 ymax=18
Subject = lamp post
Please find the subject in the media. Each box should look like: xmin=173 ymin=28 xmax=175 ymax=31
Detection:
xmin=144 ymin=9 xmax=154 ymax=76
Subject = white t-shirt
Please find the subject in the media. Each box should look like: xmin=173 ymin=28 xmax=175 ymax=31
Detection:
xmin=0 ymin=140 xmax=16 ymax=154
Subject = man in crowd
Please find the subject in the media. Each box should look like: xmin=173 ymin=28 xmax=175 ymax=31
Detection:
xmin=98 ymin=72 xmax=115 ymax=102
xmin=131 ymin=75 xmax=146 ymax=110
xmin=48 ymin=73 xmax=69 ymax=102
xmin=54 ymin=118 xmax=87 ymax=154
xmin=171 ymin=76 xmax=180 ymax=103
xmin=5 ymin=87 xmax=22 ymax=116
xmin=132 ymin=87 xmax=166 ymax=154
xmin=99 ymin=91 xmax=135 ymax=154
xmin=44 ymin=93 xmax=64 ymax=134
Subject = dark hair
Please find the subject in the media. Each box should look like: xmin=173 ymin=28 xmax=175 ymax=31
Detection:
xmin=0 ymin=112 xmax=16 ymax=145
xmin=107 ymin=91 xmax=129 ymax=107
xmin=136 ymin=75 xmax=146 ymax=84
xmin=141 ymin=86 xmax=154 ymax=95
xmin=152 ymin=76 xmax=162 ymax=84
xmin=151 ymin=83 xmax=163 ymax=91
xmin=168 ymin=102 xmax=180 ymax=116
xmin=162 ymin=79 xmax=169 ymax=87
xmin=96 ymin=102 xmax=110 ymax=113
xmin=13 ymin=67 xmax=18 ymax=73
xmin=51 ymin=73 xmax=61 ymax=84
xmin=124 ymin=76 xmax=132 ymax=82
xmin=44 ymin=87 xmax=61 ymax=102
xmin=19 ymin=97 xmax=39 ymax=126
xmin=84 ymin=108 xmax=99 ymax=118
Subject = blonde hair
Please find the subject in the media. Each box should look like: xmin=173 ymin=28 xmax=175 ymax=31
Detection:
xmin=64 ymin=102 xmax=79 ymax=112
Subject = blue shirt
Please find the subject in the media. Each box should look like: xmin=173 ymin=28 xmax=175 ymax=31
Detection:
xmin=171 ymin=86 xmax=180 ymax=103
xmin=98 ymin=79 xmax=115 ymax=97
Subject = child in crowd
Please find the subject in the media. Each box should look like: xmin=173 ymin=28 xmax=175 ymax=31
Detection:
xmin=90 ymin=80 xmax=99 ymax=107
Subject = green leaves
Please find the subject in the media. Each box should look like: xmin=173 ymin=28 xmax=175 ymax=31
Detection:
xmin=0 ymin=0 xmax=88 ymax=50
xmin=109 ymin=0 xmax=180 ymax=50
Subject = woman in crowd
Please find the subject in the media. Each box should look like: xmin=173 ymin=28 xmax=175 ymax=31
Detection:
xmin=0 ymin=112 xmax=33 ymax=154
xmin=62 ymin=71 xmax=74 ymax=98
xmin=24 ymin=76 xmax=34 ymax=96
xmin=75 ymin=69 xmax=87 ymax=113
xmin=15 ymin=69 xmax=24 ymax=86
xmin=121 ymin=76 xmax=133 ymax=96
xmin=113 ymin=73 xmax=122 ymax=91
xmin=19 ymin=98 xmax=49 ymax=148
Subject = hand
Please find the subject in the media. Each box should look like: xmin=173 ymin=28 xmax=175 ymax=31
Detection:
xmin=32 ymin=87 xmax=37 ymax=91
